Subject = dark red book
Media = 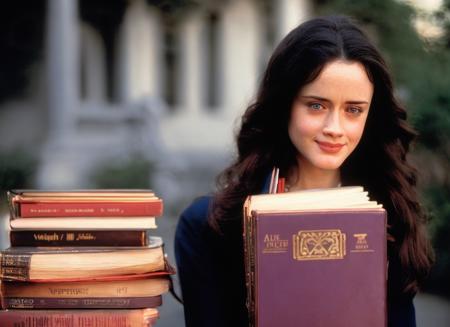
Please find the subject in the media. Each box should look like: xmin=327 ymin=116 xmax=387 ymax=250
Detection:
xmin=243 ymin=188 xmax=387 ymax=327
xmin=8 ymin=189 xmax=163 ymax=218
xmin=2 ymin=296 xmax=162 ymax=309
xmin=10 ymin=230 xmax=149 ymax=246
xmin=0 ymin=308 xmax=159 ymax=327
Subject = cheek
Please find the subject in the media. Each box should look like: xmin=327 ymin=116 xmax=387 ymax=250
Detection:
xmin=289 ymin=110 xmax=322 ymax=139
xmin=346 ymin=119 xmax=368 ymax=145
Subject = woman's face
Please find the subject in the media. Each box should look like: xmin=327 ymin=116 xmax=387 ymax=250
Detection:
xmin=288 ymin=59 xmax=374 ymax=172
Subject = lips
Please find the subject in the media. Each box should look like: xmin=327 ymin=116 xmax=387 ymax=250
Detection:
xmin=316 ymin=141 xmax=345 ymax=153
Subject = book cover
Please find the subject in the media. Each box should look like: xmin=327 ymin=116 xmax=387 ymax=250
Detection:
xmin=10 ymin=230 xmax=149 ymax=246
xmin=246 ymin=209 xmax=387 ymax=327
xmin=0 ymin=308 xmax=159 ymax=327
xmin=0 ymin=237 xmax=167 ymax=282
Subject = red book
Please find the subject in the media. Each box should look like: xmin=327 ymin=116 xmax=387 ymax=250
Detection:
xmin=0 ymin=308 xmax=159 ymax=327
xmin=17 ymin=201 xmax=163 ymax=218
xmin=8 ymin=189 xmax=163 ymax=218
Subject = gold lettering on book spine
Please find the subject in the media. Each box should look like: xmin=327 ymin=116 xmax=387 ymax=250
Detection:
xmin=293 ymin=229 xmax=346 ymax=261
xmin=1 ymin=254 xmax=31 ymax=280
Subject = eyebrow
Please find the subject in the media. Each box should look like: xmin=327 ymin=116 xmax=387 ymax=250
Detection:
xmin=300 ymin=95 xmax=369 ymax=105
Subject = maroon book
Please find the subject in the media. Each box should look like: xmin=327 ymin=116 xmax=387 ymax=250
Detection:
xmin=245 ymin=209 xmax=387 ymax=327
xmin=2 ymin=296 xmax=162 ymax=309
xmin=10 ymin=230 xmax=149 ymax=247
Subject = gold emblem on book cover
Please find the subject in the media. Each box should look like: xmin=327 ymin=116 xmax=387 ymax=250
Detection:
xmin=293 ymin=229 xmax=346 ymax=260
xmin=351 ymin=233 xmax=374 ymax=253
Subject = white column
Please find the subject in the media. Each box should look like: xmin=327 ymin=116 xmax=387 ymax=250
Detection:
xmin=46 ymin=0 xmax=79 ymax=138
xmin=275 ymin=0 xmax=311 ymax=42
xmin=116 ymin=0 xmax=162 ymax=103
xmin=38 ymin=0 xmax=80 ymax=188
xmin=80 ymin=23 xmax=106 ymax=103
xmin=177 ymin=12 xmax=205 ymax=114
xmin=220 ymin=0 xmax=261 ymax=118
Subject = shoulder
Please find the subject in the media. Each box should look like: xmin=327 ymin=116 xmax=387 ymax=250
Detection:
xmin=178 ymin=196 xmax=212 ymax=229
xmin=175 ymin=196 xmax=213 ymax=247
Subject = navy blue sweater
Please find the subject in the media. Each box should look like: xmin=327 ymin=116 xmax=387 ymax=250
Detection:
xmin=175 ymin=196 xmax=416 ymax=327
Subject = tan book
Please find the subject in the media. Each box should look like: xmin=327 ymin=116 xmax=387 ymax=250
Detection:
xmin=0 ymin=237 xmax=166 ymax=282
xmin=9 ymin=189 xmax=157 ymax=197
xmin=9 ymin=216 xmax=157 ymax=230
xmin=1 ymin=276 xmax=170 ymax=298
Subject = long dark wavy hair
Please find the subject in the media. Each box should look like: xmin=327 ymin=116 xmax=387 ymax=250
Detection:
xmin=210 ymin=15 xmax=434 ymax=295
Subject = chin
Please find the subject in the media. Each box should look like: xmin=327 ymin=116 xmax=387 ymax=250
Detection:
xmin=311 ymin=158 xmax=345 ymax=171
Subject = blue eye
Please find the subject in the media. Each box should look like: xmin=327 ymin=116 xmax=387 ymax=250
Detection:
xmin=346 ymin=107 xmax=363 ymax=115
xmin=309 ymin=103 xmax=323 ymax=111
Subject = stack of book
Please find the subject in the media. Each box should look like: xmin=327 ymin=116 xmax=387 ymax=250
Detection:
xmin=0 ymin=189 xmax=174 ymax=327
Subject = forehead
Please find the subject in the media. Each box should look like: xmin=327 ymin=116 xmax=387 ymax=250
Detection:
xmin=300 ymin=60 xmax=374 ymax=101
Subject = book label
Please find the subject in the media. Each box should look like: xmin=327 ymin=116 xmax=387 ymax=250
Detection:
xmin=18 ymin=201 xmax=162 ymax=218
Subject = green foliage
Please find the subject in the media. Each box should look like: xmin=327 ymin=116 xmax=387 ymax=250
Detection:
xmin=317 ymin=0 xmax=450 ymax=297
xmin=434 ymin=0 xmax=450 ymax=48
xmin=422 ymin=185 xmax=450 ymax=297
xmin=0 ymin=149 xmax=37 ymax=211
xmin=90 ymin=157 xmax=154 ymax=189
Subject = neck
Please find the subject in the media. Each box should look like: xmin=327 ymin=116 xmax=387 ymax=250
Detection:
xmin=288 ymin=162 xmax=341 ymax=192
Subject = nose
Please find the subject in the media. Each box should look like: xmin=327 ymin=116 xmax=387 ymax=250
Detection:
xmin=322 ymin=110 xmax=344 ymax=137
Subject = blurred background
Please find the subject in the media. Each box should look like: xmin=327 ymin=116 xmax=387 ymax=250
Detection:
xmin=0 ymin=0 xmax=449 ymax=326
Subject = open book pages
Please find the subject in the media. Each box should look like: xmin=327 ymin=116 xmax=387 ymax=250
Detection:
xmin=244 ymin=186 xmax=382 ymax=217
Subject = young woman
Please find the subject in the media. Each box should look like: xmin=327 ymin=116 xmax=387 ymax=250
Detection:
xmin=175 ymin=15 xmax=434 ymax=327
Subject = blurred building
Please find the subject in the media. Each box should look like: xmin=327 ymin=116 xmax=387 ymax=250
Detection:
xmin=0 ymin=0 xmax=310 ymax=204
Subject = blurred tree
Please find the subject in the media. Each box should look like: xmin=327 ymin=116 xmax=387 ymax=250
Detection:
xmin=0 ymin=0 xmax=45 ymax=104
xmin=91 ymin=156 xmax=154 ymax=189
xmin=0 ymin=149 xmax=37 ymax=211
xmin=434 ymin=0 xmax=450 ymax=48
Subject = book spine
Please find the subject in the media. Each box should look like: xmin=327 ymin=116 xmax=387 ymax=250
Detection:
xmin=0 ymin=253 xmax=31 ymax=281
xmin=249 ymin=212 xmax=257 ymax=327
xmin=243 ymin=210 xmax=257 ymax=327
xmin=0 ymin=309 xmax=158 ymax=327
xmin=10 ymin=230 xmax=148 ymax=247
xmin=3 ymin=296 xmax=162 ymax=309
xmin=18 ymin=201 xmax=163 ymax=218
